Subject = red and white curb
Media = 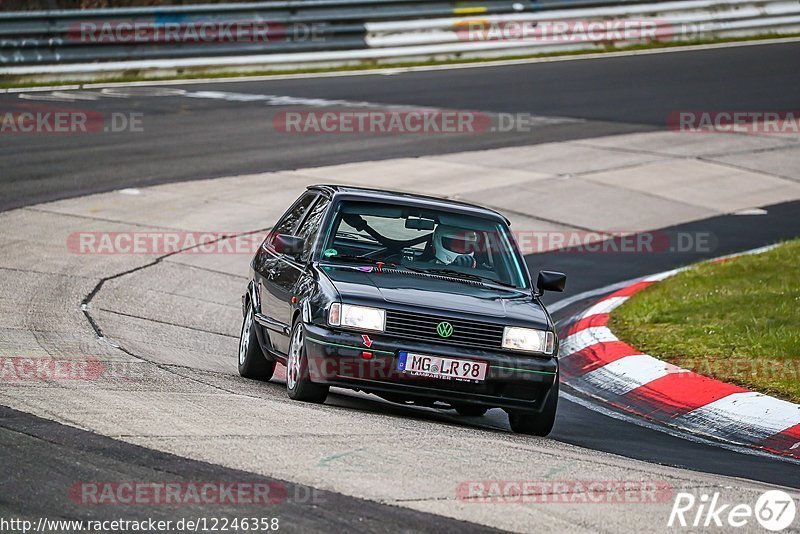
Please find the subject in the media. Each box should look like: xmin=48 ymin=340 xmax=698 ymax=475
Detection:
xmin=557 ymin=246 xmax=800 ymax=459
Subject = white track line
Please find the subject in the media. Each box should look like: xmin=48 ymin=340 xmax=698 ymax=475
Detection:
xmin=1 ymin=36 xmax=799 ymax=93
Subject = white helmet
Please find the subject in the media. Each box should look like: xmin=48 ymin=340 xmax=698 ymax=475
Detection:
xmin=432 ymin=225 xmax=479 ymax=265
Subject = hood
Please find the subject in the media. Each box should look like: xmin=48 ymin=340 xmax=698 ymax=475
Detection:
xmin=318 ymin=264 xmax=550 ymax=329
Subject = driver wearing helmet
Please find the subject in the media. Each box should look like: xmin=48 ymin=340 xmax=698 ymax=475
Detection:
xmin=432 ymin=225 xmax=478 ymax=268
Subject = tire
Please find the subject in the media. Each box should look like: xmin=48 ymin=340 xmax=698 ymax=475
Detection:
xmin=454 ymin=404 xmax=489 ymax=417
xmin=286 ymin=320 xmax=329 ymax=403
xmin=238 ymin=302 xmax=276 ymax=381
xmin=506 ymin=378 xmax=559 ymax=436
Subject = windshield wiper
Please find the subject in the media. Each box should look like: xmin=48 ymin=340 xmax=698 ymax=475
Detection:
xmin=421 ymin=268 xmax=483 ymax=281
xmin=421 ymin=268 xmax=519 ymax=289
xmin=429 ymin=269 xmax=521 ymax=289
xmin=327 ymin=254 xmax=385 ymax=265
xmin=325 ymin=256 xmax=415 ymax=272
xmin=322 ymin=255 xmax=420 ymax=272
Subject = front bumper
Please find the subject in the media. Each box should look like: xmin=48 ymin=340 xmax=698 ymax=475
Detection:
xmin=303 ymin=322 xmax=558 ymax=412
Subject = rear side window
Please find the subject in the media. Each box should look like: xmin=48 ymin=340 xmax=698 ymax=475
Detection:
xmin=266 ymin=193 xmax=317 ymax=248
xmin=296 ymin=197 xmax=331 ymax=262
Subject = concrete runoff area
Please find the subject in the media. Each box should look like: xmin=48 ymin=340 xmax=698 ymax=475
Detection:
xmin=1 ymin=129 xmax=799 ymax=532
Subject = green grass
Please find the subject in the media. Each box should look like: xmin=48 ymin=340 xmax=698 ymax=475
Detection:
xmin=609 ymin=239 xmax=800 ymax=403
xmin=2 ymin=33 xmax=799 ymax=89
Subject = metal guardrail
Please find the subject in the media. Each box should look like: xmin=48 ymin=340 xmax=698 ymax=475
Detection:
xmin=0 ymin=1 xmax=533 ymax=64
xmin=366 ymin=0 xmax=800 ymax=47
xmin=0 ymin=0 xmax=798 ymax=75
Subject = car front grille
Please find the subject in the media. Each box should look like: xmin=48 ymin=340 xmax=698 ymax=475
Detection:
xmin=384 ymin=309 xmax=505 ymax=350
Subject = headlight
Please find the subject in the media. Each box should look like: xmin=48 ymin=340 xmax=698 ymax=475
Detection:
xmin=328 ymin=303 xmax=385 ymax=332
xmin=502 ymin=327 xmax=554 ymax=354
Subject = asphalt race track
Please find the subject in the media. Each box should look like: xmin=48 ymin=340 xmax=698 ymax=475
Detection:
xmin=0 ymin=405 xmax=497 ymax=534
xmin=1 ymin=41 xmax=799 ymax=211
xmin=1 ymin=41 xmax=799 ymax=532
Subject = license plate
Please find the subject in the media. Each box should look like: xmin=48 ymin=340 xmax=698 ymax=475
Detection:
xmin=397 ymin=352 xmax=488 ymax=382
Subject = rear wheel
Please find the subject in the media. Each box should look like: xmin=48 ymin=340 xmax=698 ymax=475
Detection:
xmin=286 ymin=320 xmax=329 ymax=404
xmin=454 ymin=404 xmax=489 ymax=417
xmin=238 ymin=302 xmax=276 ymax=381
xmin=506 ymin=379 xmax=559 ymax=436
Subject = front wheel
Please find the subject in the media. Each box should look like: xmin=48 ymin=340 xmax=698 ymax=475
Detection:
xmin=506 ymin=379 xmax=559 ymax=436
xmin=238 ymin=302 xmax=276 ymax=381
xmin=286 ymin=320 xmax=329 ymax=404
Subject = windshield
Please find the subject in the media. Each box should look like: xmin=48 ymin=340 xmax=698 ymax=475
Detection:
xmin=320 ymin=200 xmax=529 ymax=289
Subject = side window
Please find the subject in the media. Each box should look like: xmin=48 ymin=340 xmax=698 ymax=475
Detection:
xmin=296 ymin=197 xmax=330 ymax=262
xmin=265 ymin=193 xmax=316 ymax=248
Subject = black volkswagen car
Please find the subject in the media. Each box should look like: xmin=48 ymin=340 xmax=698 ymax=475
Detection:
xmin=238 ymin=185 xmax=566 ymax=436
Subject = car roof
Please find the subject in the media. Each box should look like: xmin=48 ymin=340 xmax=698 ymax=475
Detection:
xmin=307 ymin=184 xmax=510 ymax=225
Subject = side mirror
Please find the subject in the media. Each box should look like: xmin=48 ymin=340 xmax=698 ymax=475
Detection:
xmin=536 ymin=270 xmax=566 ymax=294
xmin=273 ymin=234 xmax=305 ymax=257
